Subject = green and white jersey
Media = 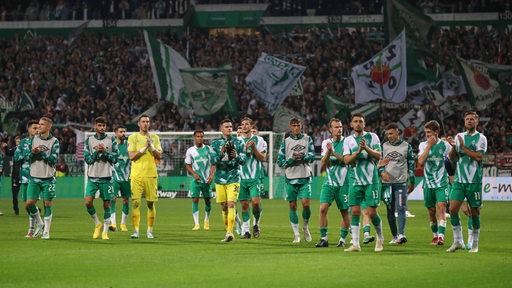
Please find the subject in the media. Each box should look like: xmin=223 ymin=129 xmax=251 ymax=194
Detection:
xmin=211 ymin=135 xmax=246 ymax=185
xmin=343 ymin=132 xmax=381 ymax=185
xmin=454 ymin=131 xmax=487 ymax=184
xmin=321 ymin=138 xmax=349 ymax=187
xmin=184 ymin=144 xmax=213 ymax=183
xmin=113 ymin=141 xmax=130 ymax=182
xmin=241 ymin=134 xmax=267 ymax=180
xmin=419 ymin=139 xmax=451 ymax=188
xmin=14 ymin=137 xmax=32 ymax=184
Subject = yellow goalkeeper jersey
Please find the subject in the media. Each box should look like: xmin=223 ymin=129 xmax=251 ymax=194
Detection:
xmin=127 ymin=132 xmax=162 ymax=178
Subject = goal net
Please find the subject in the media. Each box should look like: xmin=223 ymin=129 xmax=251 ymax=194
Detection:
xmin=84 ymin=131 xmax=287 ymax=199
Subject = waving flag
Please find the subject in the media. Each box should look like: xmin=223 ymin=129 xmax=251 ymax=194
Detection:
xmin=351 ymin=30 xmax=407 ymax=104
xmin=245 ymin=53 xmax=305 ymax=114
xmin=144 ymin=30 xmax=190 ymax=107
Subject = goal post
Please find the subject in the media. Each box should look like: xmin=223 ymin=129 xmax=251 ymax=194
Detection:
xmin=84 ymin=131 xmax=286 ymax=199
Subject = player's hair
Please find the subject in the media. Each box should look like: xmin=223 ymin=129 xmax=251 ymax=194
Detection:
xmin=95 ymin=116 xmax=107 ymax=124
xmin=114 ymin=125 xmax=126 ymax=132
xmin=329 ymin=118 xmax=341 ymax=127
xmin=138 ymin=114 xmax=150 ymax=122
xmin=424 ymin=120 xmax=440 ymax=132
xmin=385 ymin=122 xmax=399 ymax=130
xmin=289 ymin=117 xmax=301 ymax=125
xmin=26 ymin=120 xmax=39 ymax=130
xmin=193 ymin=130 xmax=204 ymax=136
xmin=351 ymin=112 xmax=364 ymax=121
xmin=40 ymin=116 xmax=53 ymax=124
xmin=219 ymin=119 xmax=232 ymax=126
xmin=464 ymin=111 xmax=479 ymax=120
xmin=241 ymin=116 xmax=253 ymax=125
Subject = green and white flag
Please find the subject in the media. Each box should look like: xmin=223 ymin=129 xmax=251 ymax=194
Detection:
xmin=180 ymin=67 xmax=236 ymax=116
xmin=351 ymin=30 xmax=407 ymax=104
xmin=144 ymin=30 xmax=190 ymax=106
xmin=245 ymin=53 xmax=305 ymax=114
xmin=272 ymin=106 xmax=301 ymax=133
xmin=323 ymin=93 xmax=349 ymax=119
xmin=385 ymin=0 xmax=436 ymax=52
xmin=458 ymin=57 xmax=512 ymax=109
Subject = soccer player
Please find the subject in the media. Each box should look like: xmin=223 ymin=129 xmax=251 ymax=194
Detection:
xmin=417 ymin=120 xmax=451 ymax=246
xmin=378 ymin=122 xmax=415 ymax=245
xmin=342 ymin=113 xmax=384 ymax=252
xmin=210 ymin=119 xmax=246 ymax=242
xmin=239 ymin=117 xmax=267 ymax=238
xmin=14 ymin=120 xmax=41 ymax=237
xmin=277 ymin=117 xmax=315 ymax=243
xmin=185 ymin=130 xmax=216 ymax=230
xmin=110 ymin=125 xmax=131 ymax=232
xmin=25 ymin=116 xmax=60 ymax=239
xmin=446 ymin=111 xmax=487 ymax=253
xmin=127 ymin=114 xmax=163 ymax=239
xmin=315 ymin=118 xmax=350 ymax=248
xmin=84 ymin=117 xmax=118 ymax=240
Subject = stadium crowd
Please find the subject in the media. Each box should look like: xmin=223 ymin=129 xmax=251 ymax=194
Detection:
xmin=0 ymin=0 xmax=510 ymax=22
xmin=0 ymin=6 xmax=511 ymax=173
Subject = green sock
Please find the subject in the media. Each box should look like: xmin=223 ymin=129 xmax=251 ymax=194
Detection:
xmin=122 ymin=202 xmax=129 ymax=215
xmin=371 ymin=214 xmax=381 ymax=226
xmin=363 ymin=224 xmax=371 ymax=234
xmin=341 ymin=227 xmax=349 ymax=239
xmin=450 ymin=213 xmax=460 ymax=227
xmin=103 ymin=206 xmax=111 ymax=220
xmin=467 ymin=215 xmax=473 ymax=229
xmin=44 ymin=206 xmax=52 ymax=217
xmin=192 ymin=202 xmax=199 ymax=214
xmin=320 ymin=227 xmax=328 ymax=238
xmin=242 ymin=211 xmax=250 ymax=222
xmin=472 ymin=215 xmax=480 ymax=229
xmin=289 ymin=210 xmax=299 ymax=224
xmin=205 ymin=201 xmax=211 ymax=213
xmin=110 ymin=198 xmax=116 ymax=214
xmin=87 ymin=206 xmax=96 ymax=216
xmin=351 ymin=215 xmax=360 ymax=226
xmin=302 ymin=207 xmax=311 ymax=220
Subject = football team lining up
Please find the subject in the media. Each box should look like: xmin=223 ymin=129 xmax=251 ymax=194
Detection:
xmin=18 ymin=112 xmax=486 ymax=253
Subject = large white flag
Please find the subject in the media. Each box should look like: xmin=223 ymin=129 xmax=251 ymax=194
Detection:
xmin=351 ymin=30 xmax=407 ymax=104
xmin=144 ymin=30 xmax=190 ymax=106
xmin=245 ymin=53 xmax=305 ymax=114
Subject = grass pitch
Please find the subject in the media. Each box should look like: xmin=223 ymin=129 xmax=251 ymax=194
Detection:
xmin=0 ymin=199 xmax=511 ymax=287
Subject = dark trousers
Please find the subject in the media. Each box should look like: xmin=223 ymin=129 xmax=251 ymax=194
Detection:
xmin=12 ymin=182 xmax=20 ymax=215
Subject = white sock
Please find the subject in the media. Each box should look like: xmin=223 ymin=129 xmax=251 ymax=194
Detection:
xmin=192 ymin=211 xmax=199 ymax=226
xmin=468 ymin=228 xmax=473 ymax=245
xmin=103 ymin=218 xmax=110 ymax=233
xmin=351 ymin=225 xmax=360 ymax=247
xmin=204 ymin=211 xmax=210 ymax=222
xmin=28 ymin=216 xmax=35 ymax=232
xmin=243 ymin=220 xmax=250 ymax=234
xmin=121 ymin=212 xmax=128 ymax=225
xmin=374 ymin=219 xmax=384 ymax=240
xmin=452 ymin=225 xmax=463 ymax=243
xmin=91 ymin=213 xmax=100 ymax=225
xmin=291 ymin=223 xmax=299 ymax=236
xmin=44 ymin=215 xmax=52 ymax=234
xmin=472 ymin=228 xmax=480 ymax=247
xmin=110 ymin=212 xmax=117 ymax=225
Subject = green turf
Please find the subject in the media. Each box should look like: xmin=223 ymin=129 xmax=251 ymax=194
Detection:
xmin=0 ymin=199 xmax=511 ymax=287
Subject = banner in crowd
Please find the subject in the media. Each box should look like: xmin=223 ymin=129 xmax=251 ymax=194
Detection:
xmin=144 ymin=30 xmax=190 ymax=109
xmin=272 ymin=105 xmax=301 ymax=133
xmin=1 ymin=91 xmax=36 ymax=135
xmin=66 ymin=20 xmax=90 ymax=46
xmin=384 ymin=0 xmax=436 ymax=52
xmin=441 ymin=68 xmax=467 ymax=97
xmin=323 ymin=93 xmax=349 ymax=120
xmin=179 ymin=67 xmax=237 ymax=117
xmin=245 ymin=53 xmax=306 ymax=114
xmin=351 ymin=30 xmax=407 ymax=104
xmin=458 ymin=57 xmax=512 ymax=109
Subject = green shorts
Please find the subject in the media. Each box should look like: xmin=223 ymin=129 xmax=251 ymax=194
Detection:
xmin=450 ymin=182 xmax=482 ymax=208
xmin=114 ymin=181 xmax=131 ymax=199
xmin=423 ymin=186 xmax=449 ymax=208
xmin=85 ymin=180 xmax=115 ymax=201
xmin=320 ymin=184 xmax=349 ymax=211
xmin=27 ymin=178 xmax=56 ymax=201
xmin=21 ymin=183 xmax=29 ymax=202
xmin=239 ymin=179 xmax=262 ymax=201
xmin=348 ymin=183 xmax=381 ymax=207
xmin=285 ymin=183 xmax=312 ymax=201
xmin=189 ymin=181 xmax=213 ymax=199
